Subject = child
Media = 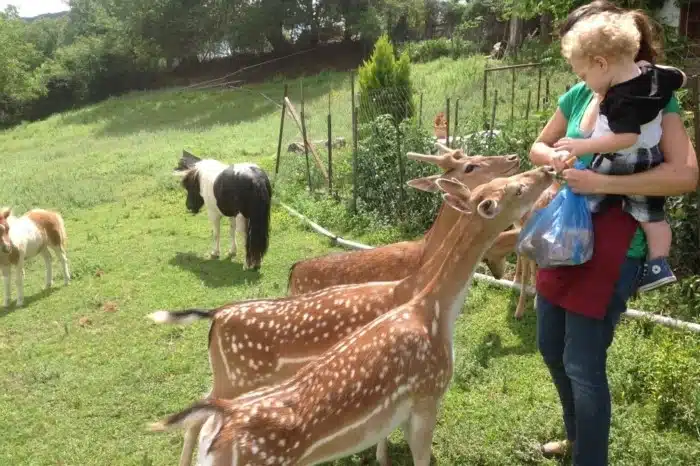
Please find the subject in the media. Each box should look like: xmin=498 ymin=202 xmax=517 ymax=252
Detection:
xmin=553 ymin=10 xmax=686 ymax=292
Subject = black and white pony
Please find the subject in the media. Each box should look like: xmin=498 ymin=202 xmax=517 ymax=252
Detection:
xmin=174 ymin=150 xmax=272 ymax=270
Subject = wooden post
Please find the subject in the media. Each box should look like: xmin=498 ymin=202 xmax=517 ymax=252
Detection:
xmin=284 ymin=97 xmax=329 ymax=182
xmin=536 ymin=66 xmax=542 ymax=111
xmin=274 ymin=84 xmax=288 ymax=180
xmin=483 ymin=67 xmax=489 ymax=129
xmin=545 ymin=76 xmax=550 ymax=108
xmin=327 ymin=84 xmax=333 ymax=197
xmin=453 ymin=98 xmax=460 ymax=145
xmin=446 ymin=97 xmax=451 ymax=148
xmin=487 ymin=89 xmax=498 ymax=152
xmin=525 ymin=89 xmax=531 ymax=121
xmin=351 ymin=72 xmax=358 ymax=212
xmin=419 ymin=93 xmax=423 ymax=127
xmin=510 ymin=67 xmax=515 ymax=125
xmin=396 ymin=128 xmax=406 ymax=219
xmin=694 ymin=76 xmax=700 ymax=246
xmin=300 ymin=80 xmax=313 ymax=192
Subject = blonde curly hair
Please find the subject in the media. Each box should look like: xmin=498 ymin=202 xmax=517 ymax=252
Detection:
xmin=561 ymin=11 xmax=641 ymax=63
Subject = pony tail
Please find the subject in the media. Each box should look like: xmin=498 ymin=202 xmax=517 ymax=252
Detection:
xmin=629 ymin=9 xmax=662 ymax=63
xmin=246 ymin=169 xmax=272 ymax=269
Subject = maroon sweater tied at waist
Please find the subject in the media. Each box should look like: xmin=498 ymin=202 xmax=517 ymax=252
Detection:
xmin=535 ymin=201 xmax=639 ymax=320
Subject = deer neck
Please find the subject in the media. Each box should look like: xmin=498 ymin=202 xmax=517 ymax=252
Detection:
xmin=393 ymin=202 xmax=460 ymax=302
xmin=415 ymin=213 xmax=496 ymax=340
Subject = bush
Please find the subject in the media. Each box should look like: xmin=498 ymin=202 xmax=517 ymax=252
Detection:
xmin=355 ymin=114 xmax=441 ymax=234
xmin=358 ymin=34 xmax=414 ymax=125
xmin=400 ymin=38 xmax=479 ymax=63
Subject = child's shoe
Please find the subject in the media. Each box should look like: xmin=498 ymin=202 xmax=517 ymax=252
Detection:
xmin=637 ymin=256 xmax=677 ymax=292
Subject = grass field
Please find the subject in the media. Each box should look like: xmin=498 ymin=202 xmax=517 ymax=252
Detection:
xmin=0 ymin=56 xmax=699 ymax=465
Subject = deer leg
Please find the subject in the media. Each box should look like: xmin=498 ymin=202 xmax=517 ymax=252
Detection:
xmin=514 ymin=258 xmax=532 ymax=319
xmin=41 ymin=248 xmax=53 ymax=289
xmin=375 ymin=437 xmax=391 ymax=466
xmin=405 ymin=404 xmax=438 ymax=466
xmin=179 ymin=421 xmax=205 ymax=466
xmin=514 ymin=254 xmax=523 ymax=284
xmin=2 ymin=265 xmax=10 ymax=308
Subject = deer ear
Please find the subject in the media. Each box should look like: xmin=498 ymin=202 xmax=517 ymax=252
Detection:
xmin=0 ymin=207 xmax=11 ymax=219
xmin=441 ymin=193 xmax=473 ymax=214
xmin=406 ymin=175 xmax=441 ymax=192
xmin=477 ymin=198 xmax=500 ymax=219
xmin=435 ymin=177 xmax=471 ymax=200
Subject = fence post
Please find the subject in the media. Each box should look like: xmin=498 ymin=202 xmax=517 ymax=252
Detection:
xmin=487 ymin=89 xmax=498 ymax=152
xmin=446 ymin=97 xmax=451 ymax=148
xmin=419 ymin=93 xmax=423 ymax=127
xmin=274 ymin=84 xmax=288 ymax=182
xmin=300 ymin=79 xmax=313 ymax=192
xmin=351 ymin=72 xmax=358 ymax=212
xmin=483 ymin=67 xmax=489 ymax=129
xmin=536 ymin=66 xmax=542 ymax=111
xmin=454 ymin=98 xmax=460 ymax=145
xmin=510 ymin=67 xmax=515 ymax=125
xmin=694 ymin=76 xmax=700 ymax=246
xmin=327 ymin=83 xmax=333 ymax=196
xmin=525 ymin=88 xmax=531 ymax=121
xmin=544 ymin=76 xmax=550 ymax=108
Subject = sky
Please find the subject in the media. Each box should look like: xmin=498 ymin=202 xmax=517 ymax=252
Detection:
xmin=1 ymin=0 xmax=69 ymax=18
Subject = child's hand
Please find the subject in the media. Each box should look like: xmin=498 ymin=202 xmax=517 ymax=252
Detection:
xmin=553 ymin=138 xmax=588 ymax=160
xmin=549 ymin=150 xmax=570 ymax=173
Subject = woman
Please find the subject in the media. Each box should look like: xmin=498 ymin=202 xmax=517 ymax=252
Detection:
xmin=528 ymin=2 xmax=698 ymax=465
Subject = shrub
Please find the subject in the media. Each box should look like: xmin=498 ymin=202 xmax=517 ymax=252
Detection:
xmin=401 ymin=38 xmax=479 ymax=63
xmin=358 ymin=34 xmax=414 ymax=125
xmin=355 ymin=114 xmax=440 ymax=234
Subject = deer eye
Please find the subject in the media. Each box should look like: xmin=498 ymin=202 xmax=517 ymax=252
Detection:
xmin=515 ymin=185 xmax=524 ymax=196
xmin=464 ymin=164 xmax=476 ymax=173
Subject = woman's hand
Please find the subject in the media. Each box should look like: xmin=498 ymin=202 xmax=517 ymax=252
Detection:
xmin=561 ymin=168 xmax=606 ymax=194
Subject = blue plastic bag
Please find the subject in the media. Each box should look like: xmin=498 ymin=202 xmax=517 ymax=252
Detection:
xmin=516 ymin=160 xmax=594 ymax=268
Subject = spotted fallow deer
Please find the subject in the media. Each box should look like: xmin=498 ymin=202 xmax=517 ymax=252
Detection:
xmin=146 ymin=149 xmax=521 ymax=466
xmin=287 ymin=146 xmax=522 ymax=295
xmin=148 ymin=165 xmax=557 ymax=466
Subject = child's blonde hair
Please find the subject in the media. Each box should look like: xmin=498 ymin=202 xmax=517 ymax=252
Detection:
xmin=561 ymin=11 xmax=641 ymax=63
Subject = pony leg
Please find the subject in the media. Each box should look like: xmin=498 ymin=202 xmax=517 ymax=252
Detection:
xmin=228 ymin=217 xmax=237 ymax=258
xmin=1 ymin=265 xmax=10 ymax=308
xmin=42 ymin=249 xmax=53 ymax=289
xmin=208 ymin=212 xmax=222 ymax=259
xmin=50 ymin=244 xmax=70 ymax=285
xmin=236 ymin=215 xmax=249 ymax=268
xmin=15 ymin=255 xmax=25 ymax=307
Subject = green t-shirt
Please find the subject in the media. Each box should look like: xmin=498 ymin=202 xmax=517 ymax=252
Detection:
xmin=556 ymin=81 xmax=681 ymax=258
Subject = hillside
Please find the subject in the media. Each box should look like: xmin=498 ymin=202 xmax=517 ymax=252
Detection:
xmin=0 ymin=57 xmax=698 ymax=465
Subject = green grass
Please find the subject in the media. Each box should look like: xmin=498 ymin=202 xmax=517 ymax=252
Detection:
xmin=0 ymin=56 xmax=698 ymax=465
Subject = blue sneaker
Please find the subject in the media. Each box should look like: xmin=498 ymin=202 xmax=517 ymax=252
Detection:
xmin=637 ymin=257 xmax=677 ymax=293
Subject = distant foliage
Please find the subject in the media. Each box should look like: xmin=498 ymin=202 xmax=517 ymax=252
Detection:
xmin=400 ymin=38 xmax=479 ymax=63
xmin=358 ymin=35 xmax=415 ymax=126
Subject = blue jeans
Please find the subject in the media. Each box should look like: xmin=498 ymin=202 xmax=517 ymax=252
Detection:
xmin=536 ymin=257 xmax=642 ymax=466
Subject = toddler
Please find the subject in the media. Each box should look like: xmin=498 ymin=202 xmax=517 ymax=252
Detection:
xmin=555 ymin=11 xmax=686 ymax=292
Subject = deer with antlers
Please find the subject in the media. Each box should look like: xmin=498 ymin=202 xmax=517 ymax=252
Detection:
xmin=148 ymin=165 xmax=558 ymax=466
xmin=146 ymin=149 xmax=521 ymax=466
xmin=287 ymin=145 xmax=522 ymax=296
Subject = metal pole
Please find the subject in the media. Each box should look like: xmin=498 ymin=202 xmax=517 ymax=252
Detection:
xmin=300 ymin=79 xmax=312 ymax=192
xmin=327 ymin=83 xmax=333 ymax=196
xmin=274 ymin=84 xmax=288 ymax=179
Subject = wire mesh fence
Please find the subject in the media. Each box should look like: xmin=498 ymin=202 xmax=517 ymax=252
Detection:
xmin=271 ymin=62 xmax=697 ymax=234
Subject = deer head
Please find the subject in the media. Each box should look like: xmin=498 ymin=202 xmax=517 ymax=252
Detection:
xmin=406 ymin=149 xmax=520 ymax=193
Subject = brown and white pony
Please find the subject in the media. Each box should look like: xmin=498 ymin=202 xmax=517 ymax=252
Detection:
xmin=0 ymin=208 xmax=70 ymax=308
